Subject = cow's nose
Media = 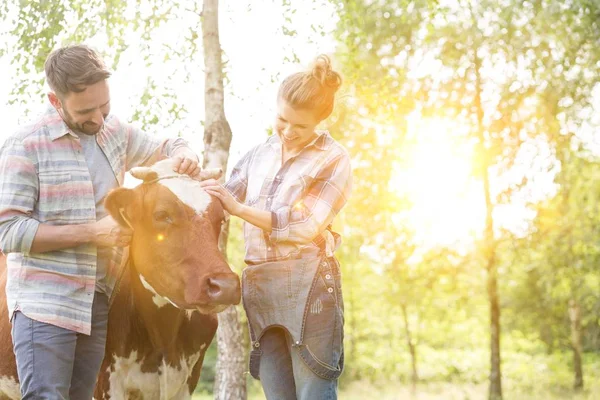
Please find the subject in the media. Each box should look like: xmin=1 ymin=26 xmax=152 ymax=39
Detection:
xmin=207 ymin=273 xmax=241 ymax=305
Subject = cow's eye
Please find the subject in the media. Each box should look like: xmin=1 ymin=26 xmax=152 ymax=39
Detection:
xmin=153 ymin=211 xmax=172 ymax=224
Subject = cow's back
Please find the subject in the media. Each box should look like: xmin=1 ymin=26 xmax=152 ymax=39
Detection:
xmin=0 ymin=254 xmax=20 ymax=399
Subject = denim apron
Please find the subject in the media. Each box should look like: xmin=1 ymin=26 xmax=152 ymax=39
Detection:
xmin=242 ymin=255 xmax=344 ymax=380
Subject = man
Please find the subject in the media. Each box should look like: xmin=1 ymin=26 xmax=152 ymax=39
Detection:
xmin=0 ymin=44 xmax=201 ymax=399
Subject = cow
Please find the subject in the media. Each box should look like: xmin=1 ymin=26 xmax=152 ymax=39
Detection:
xmin=0 ymin=158 xmax=241 ymax=399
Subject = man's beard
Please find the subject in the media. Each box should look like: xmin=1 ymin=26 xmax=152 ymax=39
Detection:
xmin=60 ymin=107 xmax=106 ymax=135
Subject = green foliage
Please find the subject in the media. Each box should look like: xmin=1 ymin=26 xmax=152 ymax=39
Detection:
xmin=329 ymin=0 xmax=600 ymax=392
xmin=0 ymin=0 xmax=202 ymax=133
xmin=3 ymin=0 xmax=600 ymax=396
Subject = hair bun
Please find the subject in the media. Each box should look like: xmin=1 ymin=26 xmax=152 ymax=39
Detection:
xmin=310 ymin=54 xmax=342 ymax=92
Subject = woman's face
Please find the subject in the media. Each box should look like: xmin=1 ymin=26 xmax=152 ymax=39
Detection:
xmin=274 ymin=99 xmax=321 ymax=154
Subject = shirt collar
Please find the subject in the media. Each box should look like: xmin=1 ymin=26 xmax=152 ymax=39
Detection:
xmin=45 ymin=105 xmax=75 ymax=141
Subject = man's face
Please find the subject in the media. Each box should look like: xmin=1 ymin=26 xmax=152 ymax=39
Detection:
xmin=50 ymin=80 xmax=111 ymax=135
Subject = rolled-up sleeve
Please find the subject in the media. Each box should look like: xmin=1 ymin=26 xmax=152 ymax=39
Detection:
xmin=0 ymin=138 xmax=40 ymax=253
xmin=223 ymin=149 xmax=253 ymax=203
xmin=270 ymin=152 xmax=352 ymax=244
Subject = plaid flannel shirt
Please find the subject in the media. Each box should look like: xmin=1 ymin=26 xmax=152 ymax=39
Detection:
xmin=224 ymin=131 xmax=352 ymax=265
xmin=0 ymin=106 xmax=192 ymax=334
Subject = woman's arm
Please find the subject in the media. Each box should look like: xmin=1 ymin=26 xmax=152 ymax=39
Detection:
xmin=199 ymin=179 xmax=271 ymax=232
xmin=201 ymin=151 xmax=352 ymax=244
xmin=269 ymin=153 xmax=352 ymax=244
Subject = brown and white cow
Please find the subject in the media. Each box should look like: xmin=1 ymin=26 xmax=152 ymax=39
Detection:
xmin=0 ymin=158 xmax=241 ymax=399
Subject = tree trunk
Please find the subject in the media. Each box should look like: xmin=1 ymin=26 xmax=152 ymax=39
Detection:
xmin=569 ymin=299 xmax=584 ymax=390
xmin=486 ymin=248 xmax=502 ymax=400
xmin=473 ymin=53 xmax=502 ymax=400
xmin=201 ymin=1 xmax=246 ymax=399
xmin=346 ymin=259 xmax=357 ymax=379
xmin=400 ymin=303 xmax=418 ymax=394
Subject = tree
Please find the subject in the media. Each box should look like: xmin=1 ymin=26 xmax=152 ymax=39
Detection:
xmin=0 ymin=0 xmax=203 ymax=134
xmin=331 ymin=0 xmax=600 ymax=396
xmin=201 ymin=1 xmax=246 ymax=399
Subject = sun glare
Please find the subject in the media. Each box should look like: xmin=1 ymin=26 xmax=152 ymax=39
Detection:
xmin=391 ymin=116 xmax=486 ymax=248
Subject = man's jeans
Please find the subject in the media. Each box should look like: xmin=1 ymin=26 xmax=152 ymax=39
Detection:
xmin=11 ymin=292 xmax=109 ymax=400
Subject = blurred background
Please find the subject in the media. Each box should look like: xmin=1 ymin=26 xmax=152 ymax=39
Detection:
xmin=1 ymin=0 xmax=600 ymax=399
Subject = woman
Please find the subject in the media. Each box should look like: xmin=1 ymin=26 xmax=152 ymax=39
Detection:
xmin=201 ymin=54 xmax=352 ymax=399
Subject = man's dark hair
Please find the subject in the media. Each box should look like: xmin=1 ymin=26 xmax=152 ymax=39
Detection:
xmin=44 ymin=44 xmax=111 ymax=97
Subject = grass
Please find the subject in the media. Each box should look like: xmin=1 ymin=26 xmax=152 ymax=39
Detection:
xmin=192 ymin=349 xmax=600 ymax=399
xmin=193 ymin=380 xmax=600 ymax=400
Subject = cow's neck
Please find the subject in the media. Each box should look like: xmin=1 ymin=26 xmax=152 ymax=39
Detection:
xmin=129 ymin=268 xmax=191 ymax=352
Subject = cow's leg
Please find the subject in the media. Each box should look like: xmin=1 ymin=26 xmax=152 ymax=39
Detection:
xmin=0 ymin=375 xmax=20 ymax=400
xmin=70 ymin=292 xmax=109 ymax=400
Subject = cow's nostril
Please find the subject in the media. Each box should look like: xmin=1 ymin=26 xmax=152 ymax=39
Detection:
xmin=207 ymin=278 xmax=222 ymax=298
xmin=206 ymin=274 xmax=241 ymax=305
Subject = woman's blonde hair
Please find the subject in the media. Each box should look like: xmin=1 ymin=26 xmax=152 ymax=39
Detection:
xmin=277 ymin=54 xmax=342 ymax=121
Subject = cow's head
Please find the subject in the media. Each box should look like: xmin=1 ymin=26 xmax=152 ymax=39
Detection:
xmin=105 ymin=158 xmax=241 ymax=314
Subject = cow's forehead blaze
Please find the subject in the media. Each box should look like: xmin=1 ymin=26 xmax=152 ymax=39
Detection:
xmin=159 ymin=178 xmax=212 ymax=214
xmin=139 ymin=159 xmax=212 ymax=214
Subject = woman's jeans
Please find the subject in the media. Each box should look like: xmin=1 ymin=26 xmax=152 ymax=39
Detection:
xmin=259 ymin=327 xmax=339 ymax=400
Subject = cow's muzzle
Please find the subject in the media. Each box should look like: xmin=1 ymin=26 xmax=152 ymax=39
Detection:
xmin=184 ymin=271 xmax=241 ymax=307
xmin=207 ymin=272 xmax=241 ymax=305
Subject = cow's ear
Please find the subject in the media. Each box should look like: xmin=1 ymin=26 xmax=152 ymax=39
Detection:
xmin=130 ymin=167 xmax=159 ymax=182
xmin=206 ymin=199 xmax=226 ymax=238
xmin=197 ymin=168 xmax=223 ymax=181
xmin=105 ymin=187 xmax=137 ymax=228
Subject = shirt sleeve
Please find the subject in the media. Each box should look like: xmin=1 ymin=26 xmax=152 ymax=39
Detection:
xmin=270 ymin=152 xmax=352 ymax=244
xmin=0 ymin=138 xmax=40 ymax=253
xmin=124 ymin=122 xmax=194 ymax=169
xmin=223 ymin=149 xmax=253 ymax=203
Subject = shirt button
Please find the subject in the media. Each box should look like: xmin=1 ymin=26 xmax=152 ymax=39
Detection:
xmin=327 ymin=287 xmax=334 ymax=293
xmin=325 ymin=274 xmax=331 ymax=280
xmin=267 ymin=247 xmax=272 ymax=251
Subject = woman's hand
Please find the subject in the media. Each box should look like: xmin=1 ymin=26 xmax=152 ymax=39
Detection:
xmin=200 ymin=179 xmax=243 ymax=216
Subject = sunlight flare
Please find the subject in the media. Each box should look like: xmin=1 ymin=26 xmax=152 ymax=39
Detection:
xmin=391 ymin=115 xmax=485 ymax=247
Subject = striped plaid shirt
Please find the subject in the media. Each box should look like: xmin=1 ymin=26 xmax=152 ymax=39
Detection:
xmin=0 ymin=106 xmax=192 ymax=334
xmin=224 ymin=131 xmax=352 ymax=265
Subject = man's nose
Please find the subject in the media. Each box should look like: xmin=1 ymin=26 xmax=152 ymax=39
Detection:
xmin=92 ymin=109 xmax=104 ymax=126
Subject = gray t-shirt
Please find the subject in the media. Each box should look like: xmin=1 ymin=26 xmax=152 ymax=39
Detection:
xmin=75 ymin=132 xmax=119 ymax=294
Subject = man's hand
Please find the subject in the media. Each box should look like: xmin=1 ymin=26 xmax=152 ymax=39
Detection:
xmin=172 ymin=155 xmax=201 ymax=178
xmin=92 ymin=215 xmax=133 ymax=247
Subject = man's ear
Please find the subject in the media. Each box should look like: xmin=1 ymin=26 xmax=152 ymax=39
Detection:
xmin=48 ymin=92 xmax=61 ymax=110
xmin=104 ymin=187 xmax=138 ymax=228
